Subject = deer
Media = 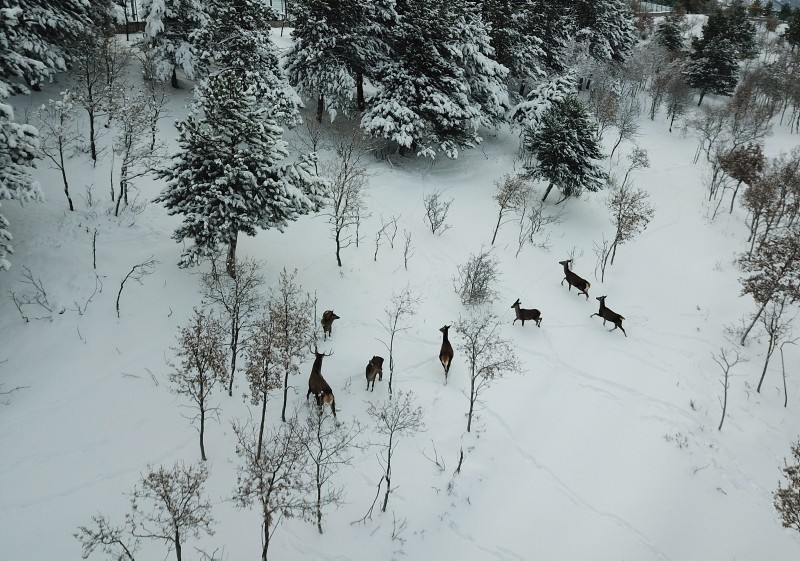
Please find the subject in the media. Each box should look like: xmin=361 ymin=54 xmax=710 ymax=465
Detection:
xmin=320 ymin=310 xmax=340 ymax=340
xmin=590 ymin=295 xmax=627 ymax=337
xmin=307 ymin=348 xmax=337 ymax=417
xmin=511 ymin=298 xmax=542 ymax=327
xmin=559 ymin=259 xmax=591 ymax=300
xmin=439 ymin=325 xmax=454 ymax=383
xmin=365 ymin=355 xmax=384 ymax=391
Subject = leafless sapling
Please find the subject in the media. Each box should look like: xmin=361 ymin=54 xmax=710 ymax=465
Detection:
xmin=774 ymin=440 xmax=800 ymax=534
xmin=712 ymin=347 xmax=746 ymax=430
xmin=267 ymin=268 xmax=314 ymax=423
xmin=129 ymin=462 xmax=215 ymax=561
xmin=402 ymin=229 xmax=413 ymax=269
xmin=168 ymin=309 xmax=228 ymax=461
xmin=423 ymin=190 xmax=453 ymax=235
xmin=490 ymin=174 xmax=531 ymax=245
xmin=756 ymin=296 xmax=796 ymax=393
xmin=609 ymin=96 xmax=642 ymax=159
xmin=35 ymin=92 xmax=79 ymax=211
xmin=292 ymin=409 xmax=364 ymax=534
xmin=322 ymin=130 xmax=370 ymax=267
xmin=232 ymin=418 xmax=311 ymax=561
xmin=75 ymin=513 xmax=139 ymax=561
xmin=455 ymin=308 xmax=521 ymax=433
xmin=454 ymin=248 xmax=500 ymax=306
xmin=201 ymin=256 xmax=264 ymax=397
xmin=605 ymin=151 xmax=654 ymax=268
xmin=244 ymin=311 xmax=281 ymax=461
xmin=116 ymin=256 xmax=158 ymax=319
xmin=780 ymin=339 xmax=797 ymax=408
xmin=378 ymin=286 xmax=419 ymax=396
xmin=366 ymin=390 xmax=425 ymax=513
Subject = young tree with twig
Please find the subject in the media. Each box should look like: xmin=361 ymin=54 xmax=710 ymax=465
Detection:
xmin=712 ymin=346 xmax=746 ymax=430
xmin=378 ymin=287 xmax=419 ymax=396
xmin=367 ymin=391 xmax=425 ymax=513
xmin=455 ymin=308 xmax=521 ymax=433
xmin=168 ymin=309 xmax=228 ymax=461
xmin=201 ymin=256 xmax=264 ymax=397
xmin=490 ymin=173 xmax=531 ymax=245
xmin=756 ymin=296 xmax=796 ymax=393
xmin=35 ymin=91 xmax=79 ymax=211
xmin=244 ymin=311 xmax=281 ymax=461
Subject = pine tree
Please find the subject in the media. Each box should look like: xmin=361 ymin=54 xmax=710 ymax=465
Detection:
xmin=140 ymin=0 xmax=207 ymax=88
xmin=695 ymin=0 xmax=757 ymax=60
xmin=572 ymin=0 xmax=637 ymax=63
xmin=787 ymin=9 xmax=800 ymax=51
xmin=523 ymin=95 xmax=607 ymax=204
xmin=656 ymin=11 xmax=686 ymax=54
xmin=194 ymin=0 xmax=300 ymax=125
xmin=0 ymin=102 xmax=41 ymax=271
xmin=286 ymin=0 xmax=394 ymax=121
xmin=686 ymin=36 xmax=740 ymax=105
xmin=779 ymin=3 xmax=792 ymax=21
xmin=361 ymin=0 xmax=507 ymax=158
xmin=155 ymin=71 xmax=328 ymax=278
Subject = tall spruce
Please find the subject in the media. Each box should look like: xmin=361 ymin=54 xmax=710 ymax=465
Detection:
xmin=686 ymin=36 xmax=740 ymax=105
xmin=656 ymin=11 xmax=686 ymax=54
xmin=140 ymin=0 xmax=207 ymax=88
xmin=361 ymin=0 xmax=508 ymax=158
xmin=155 ymin=71 xmax=327 ymax=278
xmin=523 ymin=95 xmax=607 ymax=204
xmin=572 ymin=0 xmax=637 ymax=63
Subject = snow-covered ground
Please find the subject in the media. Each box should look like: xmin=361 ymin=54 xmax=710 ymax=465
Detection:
xmin=1 ymin=28 xmax=800 ymax=561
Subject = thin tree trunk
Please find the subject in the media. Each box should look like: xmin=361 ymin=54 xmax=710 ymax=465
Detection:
xmin=335 ymin=229 xmax=342 ymax=267
xmin=781 ymin=344 xmax=789 ymax=407
xmin=467 ymin=372 xmax=476 ymax=433
xmin=174 ymin=529 xmax=182 ymax=561
xmin=381 ymin=436 xmax=393 ymax=512
xmin=697 ymin=91 xmax=705 ymax=106
xmin=741 ymin=299 xmax=770 ymax=346
xmin=356 ymin=71 xmax=365 ymax=112
xmin=228 ymin=318 xmax=239 ymax=397
xmin=59 ymin=150 xmax=74 ymax=211
xmin=729 ymin=180 xmax=743 ymax=214
xmin=541 ymin=183 xmax=554 ymax=202
xmin=200 ymin=404 xmax=207 ymax=461
xmin=227 ymin=234 xmax=238 ymax=279
xmin=261 ymin=510 xmax=270 ymax=561
xmin=88 ymin=106 xmax=97 ymax=163
xmin=171 ymin=66 xmax=178 ymax=89
xmin=316 ymin=94 xmax=324 ymax=123
xmin=757 ymin=334 xmax=776 ymax=393
xmin=491 ymin=209 xmax=504 ymax=245
xmin=669 ymin=112 xmax=676 ymax=133
xmin=281 ymin=369 xmax=290 ymax=423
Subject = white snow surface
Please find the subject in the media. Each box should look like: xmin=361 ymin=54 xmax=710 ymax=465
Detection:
xmin=1 ymin=29 xmax=800 ymax=561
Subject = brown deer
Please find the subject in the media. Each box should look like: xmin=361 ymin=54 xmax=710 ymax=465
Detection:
xmin=439 ymin=325 xmax=454 ymax=383
xmin=590 ymin=296 xmax=627 ymax=337
xmin=307 ymin=348 xmax=337 ymax=417
xmin=321 ymin=310 xmax=340 ymax=340
xmin=365 ymin=355 xmax=384 ymax=391
xmin=559 ymin=259 xmax=590 ymax=300
xmin=511 ymin=298 xmax=542 ymax=327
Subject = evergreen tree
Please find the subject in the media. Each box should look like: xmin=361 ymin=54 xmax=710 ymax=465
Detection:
xmin=155 ymin=71 xmax=328 ymax=278
xmin=764 ymin=1 xmax=774 ymax=17
xmin=522 ymin=95 xmax=607 ymax=204
xmin=194 ymin=0 xmax=300 ymax=125
xmin=140 ymin=0 xmax=206 ymax=88
xmin=686 ymin=36 xmax=740 ymax=105
xmin=749 ymin=0 xmax=762 ymax=17
xmin=655 ymin=11 xmax=686 ymax=54
xmin=0 ymin=0 xmax=94 ymax=93
xmin=572 ymin=0 xmax=637 ymax=63
xmin=361 ymin=0 xmax=508 ymax=158
xmin=0 ymin=102 xmax=41 ymax=271
xmin=285 ymin=0 xmax=395 ymax=121
xmin=695 ymin=0 xmax=758 ymax=60
xmin=779 ymin=2 xmax=792 ymax=21
xmin=787 ymin=9 xmax=800 ymax=51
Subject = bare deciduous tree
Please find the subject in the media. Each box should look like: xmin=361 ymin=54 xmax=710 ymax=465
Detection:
xmin=455 ymin=308 xmax=521 ymax=433
xmin=293 ymin=410 xmax=363 ymax=534
xmin=712 ymin=347 xmax=746 ymax=430
xmin=201 ymin=256 xmax=264 ymax=397
xmin=168 ymin=309 xmax=228 ymax=461
xmin=116 ymin=256 xmax=159 ymax=319
xmin=605 ymin=150 xmax=654 ymax=269
xmin=756 ymin=296 xmax=796 ymax=393
xmin=490 ymin=173 xmax=531 ymax=245
xmin=322 ymin=131 xmax=370 ymax=267
xmin=75 ymin=514 xmax=139 ymax=561
xmin=244 ymin=311 xmax=281 ymax=461
xmin=378 ymin=286 xmax=419 ymax=396
xmin=367 ymin=391 xmax=425 ymax=513
xmin=267 ymin=268 xmax=314 ymax=423
xmin=454 ymin=249 xmax=500 ymax=306
xmin=423 ymin=190 xmax=453 ymax=235
xmin=233 ymin=418 xmax=311 ymax=561
xmin=129 ymin=462 xmax=215 ymax=561
xmin=35 ymin=92 xmax=79 ymax=211
xmin=609 ymin=96 xmax=642 ymax=159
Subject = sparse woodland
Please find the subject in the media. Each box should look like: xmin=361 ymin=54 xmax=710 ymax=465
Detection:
xmin=4 ymin=0 xmax=800 ymax=559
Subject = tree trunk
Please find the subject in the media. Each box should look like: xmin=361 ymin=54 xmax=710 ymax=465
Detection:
xmin=756 ymin=333 xmax=776 ymax=393
xmin=316 ymin=94 xmax=324 ymax=123
xmin=228 ymin=319 xmax=239 ymax=396
xmin=227 ymin=234 xmax=238 ymax=279
xmin=356 ymin=71 xmax=365 ymax=112
xmin=281 ymin=369 xmax=290 ymax=423
xmin=669 ymin=112 xmax=676 ymax=133
xmin=59 ymin=150 xmax=74 ymax=211
xmin=88 ymin=106 xmax=97 ymax=163
xmin=467 ymin=372 xmax=476 ymax=433
xmin=174 ymin=529 xmax=182 ymax=561
xmin=741 ymin=299 xmax=770 ymax=346
xmin=171 ymin=66 xmax=179 ymax=89
xmin=316 ymin=479 xmax=323 ymax=534
xmin=381 ymin=436 xmax=393 ymax=512
xmin=257 ymin=392 xmax=267 ymax=461
xmin=781 ymin=344 xmax=789 ymax=407
xmin=729 ymin=180 xmax=742 ymax=214
xmin=200 ymin=402 xmax=207 ymax=461
xmin=335 ymin=228 xmax=342 ymax=267
xmin=697 ymin=91 xmax=705 ymax=106
xmin=261 ymin=512 xmax=270 ymax=561
xmin=491 ymin=209 xmax=503 ymax=245
xmin=541 ymin=183 xmax=554 ymax=202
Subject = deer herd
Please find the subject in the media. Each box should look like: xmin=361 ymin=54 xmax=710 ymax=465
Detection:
xmin=306 ymin=259 xmax=627 ymax=417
